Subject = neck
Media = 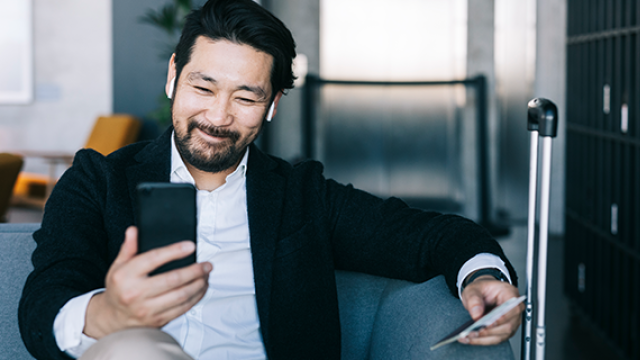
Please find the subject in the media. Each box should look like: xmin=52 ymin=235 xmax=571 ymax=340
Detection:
xmin=184 ymin=160 xmax=239 ymax=191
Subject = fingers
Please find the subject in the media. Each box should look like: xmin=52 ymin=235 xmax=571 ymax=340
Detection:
xmin=144 ymin=261 xmax=213 ymax=299
xmin=461 ymin=288 xmax=486 ymax=321
xmin=461 ymin=276 xmax=498 ymax=320
xmin=112 ymin=226 xmax=139 ymax=267
xmin=109 ymin=260 xmax=211 ymax=311
xmin=461 ymin=279 xmax=520 ymax=316
xmin=144 ymin=275 xmax=210 ymax=326
xmin=130 ymin=240 xmax=198 ymax=277
xmin=459 ymin=330 xmax=507 ymax=345
xmin=459 ymin=315 xmax=521 ymax=345
xmin=459 ymin=280 xmax=524 ymax=345
xmin=119 ymin=266 xmax=211 ymax=328
xmin=111 ymin=225 xmax=201 ymax=281
xmin=99 ymin=260 xmax=212 ymax=333
xmin=96 ymin=227 xmax=211 ymax=335
xmin=489 ymin=302 xmax=524 ymax=328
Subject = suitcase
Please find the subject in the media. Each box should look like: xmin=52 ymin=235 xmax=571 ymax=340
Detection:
xmin=521 ymin=98 xmax=558 ymax=360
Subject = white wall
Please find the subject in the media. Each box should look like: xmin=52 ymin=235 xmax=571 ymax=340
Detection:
xmin=0 ymin=0 xmax=112 ymax=175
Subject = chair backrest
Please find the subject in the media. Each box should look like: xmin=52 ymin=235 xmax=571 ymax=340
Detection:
xmin=83 ymin=114 xmax=142 ymax=156
xmin=0 ymin=153 xmax=24 ymax=221
xmin=0 ymin=223 xmax=38 ymax=359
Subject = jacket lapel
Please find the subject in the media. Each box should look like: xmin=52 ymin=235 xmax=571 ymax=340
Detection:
xmin=245 ymin=144 xmax=285 ymax=344
xmin=126 ymin=128 xmax=173 ymax=225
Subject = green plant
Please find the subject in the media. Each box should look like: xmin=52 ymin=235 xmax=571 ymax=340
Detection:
xmin=139 ymin=0 xmax=193 ymax=127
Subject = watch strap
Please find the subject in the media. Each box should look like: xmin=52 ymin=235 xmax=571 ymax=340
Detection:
xmin=461 ymin=268 xmax=509 ymax=293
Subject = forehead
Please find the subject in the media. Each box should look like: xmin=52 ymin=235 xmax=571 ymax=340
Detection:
xmin=185 ymin=37 xmax=273 ymax=92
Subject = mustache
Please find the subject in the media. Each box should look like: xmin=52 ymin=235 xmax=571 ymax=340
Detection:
xmin=187 ymin=120 xmax=240 ymax=142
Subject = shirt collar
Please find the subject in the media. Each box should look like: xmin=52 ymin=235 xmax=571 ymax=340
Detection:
xmin=170 ymin=131 xmax=249 ymax=185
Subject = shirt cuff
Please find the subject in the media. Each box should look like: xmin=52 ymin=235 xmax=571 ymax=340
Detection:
xmin=456 ymin=253 xmax=512 ymax=298
xmin=53 ymin=289 xmax=104 ymax=358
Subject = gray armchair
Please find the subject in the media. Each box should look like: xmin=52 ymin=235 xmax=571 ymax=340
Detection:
xmin=1 ymin=223 xmax=513 ymax=359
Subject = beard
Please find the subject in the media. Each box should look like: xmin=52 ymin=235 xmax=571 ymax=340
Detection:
xmin=174 ymin=118 xmax=248 ymax=173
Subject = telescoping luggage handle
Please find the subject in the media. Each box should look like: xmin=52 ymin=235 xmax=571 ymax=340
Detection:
xmin=522 ymin=98 xmax=558 ymax=360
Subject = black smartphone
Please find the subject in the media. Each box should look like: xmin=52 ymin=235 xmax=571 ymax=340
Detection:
xmin=136 ymin=182 xmax=197 ymax=275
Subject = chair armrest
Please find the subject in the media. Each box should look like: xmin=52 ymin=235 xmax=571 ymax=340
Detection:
xmin=336 ymin=270 xmax=390 ymax=360
xmin=368 ymin=276 xmax=515 ymax=360
xmin=336 ymin=272 xmax=515 ymax=360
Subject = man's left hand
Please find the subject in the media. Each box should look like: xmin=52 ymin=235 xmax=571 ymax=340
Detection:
xmin=459 ymin=276 xmax=524 ymax=345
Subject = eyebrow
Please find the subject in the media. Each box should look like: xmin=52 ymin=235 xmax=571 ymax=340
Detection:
xmin=187 ymin=72 xmax=268 ymax=100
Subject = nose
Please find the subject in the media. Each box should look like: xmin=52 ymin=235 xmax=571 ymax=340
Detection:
xmin=203 ymin=96 xmax=233 ymax=127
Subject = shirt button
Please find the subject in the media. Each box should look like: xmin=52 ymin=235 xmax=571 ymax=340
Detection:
xmin=189 ymin=310 xmax=197 ymax=316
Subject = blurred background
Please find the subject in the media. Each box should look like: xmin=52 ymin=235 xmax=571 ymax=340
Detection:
xmin=1 ymin=1 xmax=637 ymax=359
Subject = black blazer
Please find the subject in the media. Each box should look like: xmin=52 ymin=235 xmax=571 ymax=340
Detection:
xmin=19 ymin=129 xmax=516 ymax=360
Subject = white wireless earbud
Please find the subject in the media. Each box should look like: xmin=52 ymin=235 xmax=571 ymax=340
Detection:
xmin=167 ymin=77 xmax=176 ymax=99
xmin=266 ymin=102 xmax=275 ymax=121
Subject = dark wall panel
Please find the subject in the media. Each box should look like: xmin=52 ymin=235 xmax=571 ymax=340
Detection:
xmin=565 ymin=1 xmax=640 ymax=359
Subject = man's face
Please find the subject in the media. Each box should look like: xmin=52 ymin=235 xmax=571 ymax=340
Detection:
xmin=168 ymin=37 xmax=281 ymax=173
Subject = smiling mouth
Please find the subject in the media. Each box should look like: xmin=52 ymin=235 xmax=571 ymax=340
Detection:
xmin=197 ymin=127 xmax=228 ymax=140
xmin=188 ymin=121 xmax=239 ymax=143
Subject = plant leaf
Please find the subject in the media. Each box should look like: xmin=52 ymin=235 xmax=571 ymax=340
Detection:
xmin=176 ymin=0 xmax=192 ymax=10
xmin=139 ymin=4 xmax=179 ymax=35
xmin=140 ymin=0 xmax=196 ymax=128
xmin=147 ymin=93 xmax=173 ymax=127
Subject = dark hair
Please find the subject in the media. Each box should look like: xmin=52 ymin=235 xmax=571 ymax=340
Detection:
xmin=174 ymin=0 xmax=297 ymax=100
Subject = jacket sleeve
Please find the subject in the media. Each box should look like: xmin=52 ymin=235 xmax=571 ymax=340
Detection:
xmin=18 ymin=150 xmax=121 ymax=360
xmin=316 ymin=168 xmax=517 ymax=297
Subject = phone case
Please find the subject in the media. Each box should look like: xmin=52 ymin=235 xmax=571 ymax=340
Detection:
xmin=136 ymin=182 xmax=197 ymax=275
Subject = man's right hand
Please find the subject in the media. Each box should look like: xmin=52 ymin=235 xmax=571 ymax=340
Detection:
xmin=84 ymin=226 xmax=212 ymax=339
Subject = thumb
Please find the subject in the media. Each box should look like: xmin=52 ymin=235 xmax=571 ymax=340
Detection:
xmin=463 ymin=288 xmax=486 ymax=321
xmin=112 ymin=226 xmax=138 ymax=266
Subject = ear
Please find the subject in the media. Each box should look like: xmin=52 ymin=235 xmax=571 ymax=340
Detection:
xmin=266 ymin=91 xmax=284 ymax=121
xmin=166 ymin=54 xmax=177 ymax=99
xmin=167 ymin=78 xmax=176 ymax=99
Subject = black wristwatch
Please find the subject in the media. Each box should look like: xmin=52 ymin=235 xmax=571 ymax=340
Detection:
xmin=461 ymin=268 xmax=509 ymax=293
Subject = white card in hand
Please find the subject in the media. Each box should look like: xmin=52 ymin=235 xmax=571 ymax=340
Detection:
xmin=430 ymin=295 xmax=526 ymax=351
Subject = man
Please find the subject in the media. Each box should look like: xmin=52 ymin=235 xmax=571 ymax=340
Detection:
xmin=19 ymin=0 xmax=524 ymax=359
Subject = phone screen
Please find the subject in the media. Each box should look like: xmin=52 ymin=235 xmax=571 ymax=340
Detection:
xmin=136 ymin=182 xmax=197 ymax=275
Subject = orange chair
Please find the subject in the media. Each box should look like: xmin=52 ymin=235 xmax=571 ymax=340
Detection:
xmin=84 ymin=114 xmax=142 ymax=156
xmin=14 ymin=114 xmax=141 ymax=207
xmin=0 ymin=153 xmax=24 ymax=222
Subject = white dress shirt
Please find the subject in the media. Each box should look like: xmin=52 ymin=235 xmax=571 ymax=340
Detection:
xmin=53 ymin=135 xmax=510 ymax=359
